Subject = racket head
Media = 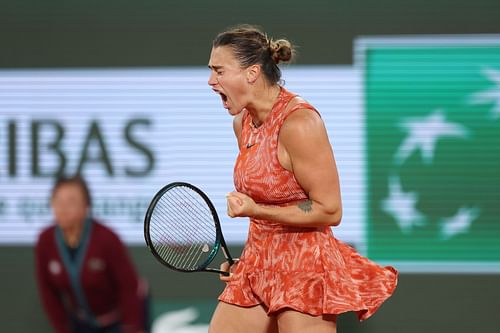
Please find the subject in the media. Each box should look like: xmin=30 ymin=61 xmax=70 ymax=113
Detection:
xmin=144 ymin=182 xmax=224 ymax=273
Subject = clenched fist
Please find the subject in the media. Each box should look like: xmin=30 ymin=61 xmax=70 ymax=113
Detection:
xmin=226 ymin=191 xmax=257 ymax=218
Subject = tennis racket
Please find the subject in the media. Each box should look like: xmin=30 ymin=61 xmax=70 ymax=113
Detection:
xmin=144 ymin=182 xmax=234 ymax=275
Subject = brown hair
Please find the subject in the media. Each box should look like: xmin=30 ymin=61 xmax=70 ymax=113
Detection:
xmin=51 ymin=174 xmax=92 ymax=207
xmin=212 ymin=24 xmax=295 ymax=84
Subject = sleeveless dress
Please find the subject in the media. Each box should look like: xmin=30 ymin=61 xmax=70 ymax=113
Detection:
xmin=218 ymin=87 xmax=398 ymax=320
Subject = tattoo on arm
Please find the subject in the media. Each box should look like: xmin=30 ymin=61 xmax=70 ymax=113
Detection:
xmin=298 ymin=199 xmax=313 ymax=213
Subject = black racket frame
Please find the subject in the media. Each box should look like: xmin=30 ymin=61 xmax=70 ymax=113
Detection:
xmin=144 ymin=182 xmax=234 ymax=275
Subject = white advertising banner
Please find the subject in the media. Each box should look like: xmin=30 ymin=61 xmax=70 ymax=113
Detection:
xmin=0 ymin=66 xmax=364 ymax=247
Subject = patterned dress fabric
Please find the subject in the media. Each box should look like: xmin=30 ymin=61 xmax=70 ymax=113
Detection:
xmin=218 ymin=87 xmax=398 ymax=320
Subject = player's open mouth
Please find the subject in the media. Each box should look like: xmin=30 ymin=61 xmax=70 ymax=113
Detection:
xmin=219 ymin=92 xmax=229 ymax=109
xmin=212 ymin=88 xmax=230 ymax=109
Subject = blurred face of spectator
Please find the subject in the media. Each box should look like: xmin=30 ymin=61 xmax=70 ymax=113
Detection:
xmin=51 ymin=183 xmax=89 ymax=230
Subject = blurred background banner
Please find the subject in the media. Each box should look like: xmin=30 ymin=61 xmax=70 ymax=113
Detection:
xmin=0 ymin=66 xmax=364 ymax=247
xmin=357 ymin=36 xmax=500 ymax=271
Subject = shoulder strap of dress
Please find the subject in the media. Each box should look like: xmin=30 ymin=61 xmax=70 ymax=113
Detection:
xmin=278 ymin=96 xmax=321 ymax=128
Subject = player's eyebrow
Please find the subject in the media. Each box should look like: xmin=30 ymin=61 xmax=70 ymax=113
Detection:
xmin=208 ymin=65 xmax=223 ymax=71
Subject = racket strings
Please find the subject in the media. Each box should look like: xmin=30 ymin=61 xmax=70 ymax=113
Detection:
xmin=161 ymin=189 xmax=217 ymax=251
xmin=151 ymin=199 xmax=211 ymax=270
xmin=148 ymin=185 xmax=218 ymax=271
xmin=156 ymin=194 xmax=211 ymax=268
xmin=152 ymin=196 xmax=210 ymax=268
xmin=153 ymin=188 xmax=214 ymax=244
xmin=172 ymin=188 xmax=221 ymax=267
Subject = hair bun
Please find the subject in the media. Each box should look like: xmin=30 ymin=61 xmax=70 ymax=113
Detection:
xmin=269 ymin=39 xmax=293 ymax=64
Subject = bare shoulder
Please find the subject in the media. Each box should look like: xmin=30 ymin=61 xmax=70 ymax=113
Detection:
xmin=279 ymin=107 xmax=332 ymax=160
xmin=281 ymin=108 xmax=325 ymax=141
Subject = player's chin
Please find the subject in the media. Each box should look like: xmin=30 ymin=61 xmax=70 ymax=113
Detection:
xmin=227 ymin=106 xmax=244 ymax=116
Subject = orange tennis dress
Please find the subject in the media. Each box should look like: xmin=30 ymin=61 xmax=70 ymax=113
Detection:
xmin=218 ymin=87 xmax=398 ymax=320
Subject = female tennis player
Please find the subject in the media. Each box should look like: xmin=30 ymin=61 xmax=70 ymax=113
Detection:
xmin=207 ymin=25 xmax=397 ymax=332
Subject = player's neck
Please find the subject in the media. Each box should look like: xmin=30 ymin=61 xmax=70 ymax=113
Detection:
xmin=246 ymin=85 xmax=280 ymax=127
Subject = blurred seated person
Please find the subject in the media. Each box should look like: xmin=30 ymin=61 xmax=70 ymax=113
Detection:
xmin=35 ymin=175 xmax=149 ymax=333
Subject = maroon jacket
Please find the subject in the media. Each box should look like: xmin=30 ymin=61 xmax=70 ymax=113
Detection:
xmin=35 ymin=219 xmax=146 ymax=333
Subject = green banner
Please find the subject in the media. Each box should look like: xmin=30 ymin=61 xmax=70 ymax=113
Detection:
xmin=364 ymin=41 xmax=500 ymax=262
